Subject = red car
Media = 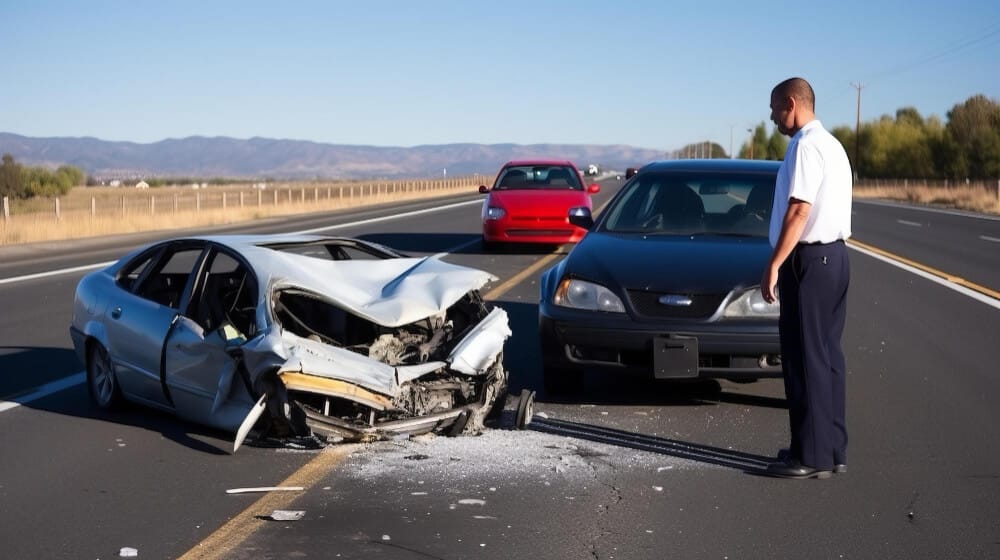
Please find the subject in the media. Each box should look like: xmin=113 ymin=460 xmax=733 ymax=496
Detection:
xmin=479 ymin=160 xmax=600 ymax=249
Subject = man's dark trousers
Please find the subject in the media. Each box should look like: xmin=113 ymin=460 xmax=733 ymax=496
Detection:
xmin=777 ymin=240 xmax=850 ymax=470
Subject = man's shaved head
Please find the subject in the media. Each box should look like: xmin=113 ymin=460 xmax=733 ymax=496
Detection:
xmin=773 ymin=77 xmax=816 ymax=111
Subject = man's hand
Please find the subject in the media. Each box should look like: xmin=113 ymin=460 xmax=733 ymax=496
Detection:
xmin=761 ymin=265 xmax=779 ymax=304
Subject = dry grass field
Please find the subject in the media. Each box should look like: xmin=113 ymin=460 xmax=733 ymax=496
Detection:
xmin=853 ymin=181 xmax=1000 ymax=215
xmin=0 ymin=176 xmax=489 ymax=245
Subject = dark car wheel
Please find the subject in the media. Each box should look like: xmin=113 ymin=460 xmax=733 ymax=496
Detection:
xmin=542 ymin=365 xmax=584 ymax=396
xmin=87 ymin=342 xmax=123 ymax=410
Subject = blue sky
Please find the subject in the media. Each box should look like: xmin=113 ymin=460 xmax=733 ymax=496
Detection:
xmin=2 ymin=1 xmax=998 ymax=155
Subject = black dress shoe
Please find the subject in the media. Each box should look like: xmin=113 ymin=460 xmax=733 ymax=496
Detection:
xmin=777 ymin=449 xmax=848 ymax=474
xmin=765 ymin=460 xmax=832 ymax=479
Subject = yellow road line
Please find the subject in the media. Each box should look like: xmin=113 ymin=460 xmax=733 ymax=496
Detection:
xmin=179 ymin=445 xmax=359 ymax=560
xmin=849 ymin=238 xmax=1000 ymax=300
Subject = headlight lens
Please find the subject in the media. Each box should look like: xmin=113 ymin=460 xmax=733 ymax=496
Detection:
xmin=485 ymin=206 xmax=506 ymax=220
xmin=723 ymin=287 xmax=780 ymax=318
xmin=554 ymin=278 xmax=626 ymax=313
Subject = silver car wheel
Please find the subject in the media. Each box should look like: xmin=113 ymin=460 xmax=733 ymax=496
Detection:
xmin=87 ymin=343 xmax=122 ymax=409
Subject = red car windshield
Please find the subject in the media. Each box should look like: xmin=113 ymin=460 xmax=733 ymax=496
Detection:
xmin=495 ymin=166 xmax=583 ymax=190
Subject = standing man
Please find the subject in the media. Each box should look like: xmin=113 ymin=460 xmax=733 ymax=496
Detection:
xmin=761 ymin=77 xmax=853 ymax=479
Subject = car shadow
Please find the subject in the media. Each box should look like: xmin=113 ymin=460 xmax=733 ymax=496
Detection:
xmin=1 ymin=346 xmax=232 ymax=455
xmin=491 ymin=300 xmax=785 ymax=475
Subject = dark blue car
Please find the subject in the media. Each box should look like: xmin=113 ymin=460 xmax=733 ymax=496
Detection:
xmin=538 ymin=159 xmax=783 ymax=394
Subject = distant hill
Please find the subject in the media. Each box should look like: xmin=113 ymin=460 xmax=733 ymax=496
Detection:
xmin=0 ymin=133 xmax=667 ymax=180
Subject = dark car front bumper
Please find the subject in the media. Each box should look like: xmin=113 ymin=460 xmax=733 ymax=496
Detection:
xmin=539 ymin=309 xmax=781 ymax=380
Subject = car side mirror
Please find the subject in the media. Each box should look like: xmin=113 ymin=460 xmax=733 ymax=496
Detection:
xmin=568 ymin=206 xmax=594 ymax=230
xmin=587 ymin=183 xmax=601 ymax=194
xmin=625 ymin=168 xmax=637 ymax=179
xmin=478 ymin=185 xmax=490 ymax=194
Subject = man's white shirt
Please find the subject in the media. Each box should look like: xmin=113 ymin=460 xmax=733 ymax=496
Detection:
xmin=769 ymin=120 xmax=854 ymax=247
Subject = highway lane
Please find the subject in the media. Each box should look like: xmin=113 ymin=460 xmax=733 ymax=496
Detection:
xmin=852 ymin=199 xmax=1000 ymax=293
xmin=2 ymin=185 xmax=999 ymax=558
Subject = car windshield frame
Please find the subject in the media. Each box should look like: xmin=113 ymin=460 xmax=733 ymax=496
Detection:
xmin=493 ymin=165 xmax=584 ymax=191
xmin=598 ymin=170 xmax=777 ymax=238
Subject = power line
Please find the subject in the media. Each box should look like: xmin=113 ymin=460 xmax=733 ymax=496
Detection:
xmin=865 ymin=20 xmax=1000 ymax=82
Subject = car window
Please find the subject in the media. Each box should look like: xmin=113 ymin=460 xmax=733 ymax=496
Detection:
xmin=192 ymin=249 xmax=258 ymax=337
xmin=495 ymin=166 xmax=583 ymax=191
xmin=274 ymin=242 xmax=389 ymax=260
xmin=117 ymin=250 xmax=158 ymax=292
xmin=603 ymin=172 xmax=775 ymax=237
xmin=133 ymin=247 xmax=203 ymax=309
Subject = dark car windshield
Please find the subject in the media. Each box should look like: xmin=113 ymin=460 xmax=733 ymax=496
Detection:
xmin=601 ymin=171 xmax=776 ymax=237
xmin=494 ymin=165 xmax=583 ymax=191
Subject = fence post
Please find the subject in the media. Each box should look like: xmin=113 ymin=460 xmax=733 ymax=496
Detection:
xmin=91 ymin=197 xmax=96 ymax=218
xmin=240 ymin=191 xmax=245 ymax=208
xmin=174 ymin=193 xmax=178 ymax=213
xmin=150 ymin=195 xmax=155 ymax=215
xmin=55 ymin=197 xmax=61 ymax=222
xmin=121 ymin=196 xmax=126 ymax=216
xmin=257 ymin=190 xmax=262 ymax=207
xmin=222 ymin=192 xmax=227 ymax=210
xmin=273 ymin=190 xmax=278 ymax=206
xmin=197 ymin=192 xmax=201 ymax=212
xmin=3 ymin=196 xmax=9 ymax=222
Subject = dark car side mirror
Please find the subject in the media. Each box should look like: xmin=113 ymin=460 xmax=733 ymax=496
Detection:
xmin=568 ymin=206 xmax=594 ymax=230
xmin=478 ymin=185 xmax=490 ymax=194
xmin=625 ymin=168 xmax=638 ymax=179
xmin=587 ymin=183 xmax=601 ymax=194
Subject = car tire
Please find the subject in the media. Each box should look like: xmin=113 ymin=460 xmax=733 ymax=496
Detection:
xmin=87 ymin=342 xmax=123 ymax=410
xmin=542 ymin=365 xmax=583 ymax=397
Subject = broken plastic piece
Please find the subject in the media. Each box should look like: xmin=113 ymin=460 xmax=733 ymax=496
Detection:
xmin=269 ymin=510 xmax=305 ymax=521
xmin=226 ymin=486 xmax=305 ymax=494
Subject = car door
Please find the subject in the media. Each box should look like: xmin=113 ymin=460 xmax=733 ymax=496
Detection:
xmin=162 ymin=247 xmax=260 ymax=432
xmin=103 ymin=242 xmax=206 ymax=409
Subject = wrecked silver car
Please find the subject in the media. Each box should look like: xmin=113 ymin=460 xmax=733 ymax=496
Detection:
xmin=69 ymin=234 xmax=510 ymax=451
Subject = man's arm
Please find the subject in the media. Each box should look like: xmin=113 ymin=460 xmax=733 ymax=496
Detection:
xmin=761 ymin=198 xmax=811 ymax=304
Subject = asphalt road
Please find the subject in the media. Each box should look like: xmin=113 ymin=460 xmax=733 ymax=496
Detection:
xmin=1 ymin=182 xmax=998 ymax=559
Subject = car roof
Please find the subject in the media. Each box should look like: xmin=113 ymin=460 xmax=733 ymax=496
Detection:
xmin=502 ymin=159 xmax=577 ymax=168
xmin=638 ymin=158 xmax=781 ymax=174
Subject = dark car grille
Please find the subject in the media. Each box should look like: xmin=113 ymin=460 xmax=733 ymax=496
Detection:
xmin=627 ymin=291 xmax=726 ymax=319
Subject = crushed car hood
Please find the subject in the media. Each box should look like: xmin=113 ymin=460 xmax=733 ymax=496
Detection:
xmin=246 ymin=248 xmax=498 ymax=328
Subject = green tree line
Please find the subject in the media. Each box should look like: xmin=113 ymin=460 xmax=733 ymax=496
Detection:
xmin=737 ymin=94 xmax=1000 ymax=180
xmin=0 ymin=154 xmax=86 ymax=198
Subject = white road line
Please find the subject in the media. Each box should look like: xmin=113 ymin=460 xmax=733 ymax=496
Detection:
xmin=849 ymin=245 xmax=1000 ymax=310
xmin=0 ymin=261 xmax=116 ymax=286
xmin=0 ymin=199 xmax=484 ymax=286
xmin=896 ymin=219 xmax=923 ymax=227
xmin=855 ymin=199 xmax=1000 ymax=221
xmin=0 ymin=372 xmax=86 ymax=413
xmin=980 ymin=235 xmax=1000 ymax=243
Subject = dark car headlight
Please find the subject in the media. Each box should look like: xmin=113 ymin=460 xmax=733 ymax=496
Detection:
xmin=554 ymin=278 xmax=625 ymax=313
xmin=722 ymin=287 xmax=780 ymax=318
xmin=484 ymin=206 xmax=506 ymax=220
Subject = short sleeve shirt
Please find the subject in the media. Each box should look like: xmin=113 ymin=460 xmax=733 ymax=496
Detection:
xmin=769 ymin=120 xmax=854 ymax=247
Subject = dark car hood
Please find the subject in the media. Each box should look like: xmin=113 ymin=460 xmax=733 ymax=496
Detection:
xmin=563 ymin=232 xmax=772 ymax=294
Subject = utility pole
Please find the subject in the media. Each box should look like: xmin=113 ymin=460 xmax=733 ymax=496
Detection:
xmin=850 ymin=82 xmax=864 ymax=179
